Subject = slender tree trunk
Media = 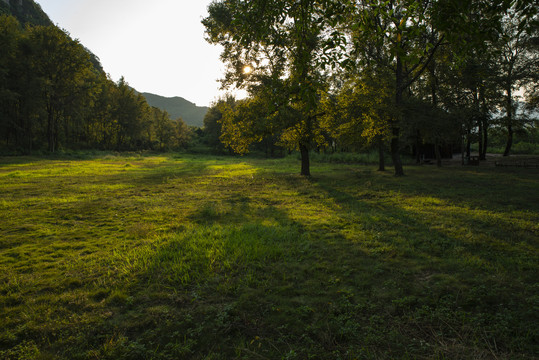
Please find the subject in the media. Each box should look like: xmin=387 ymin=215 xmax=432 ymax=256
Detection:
xmin=47 ymin=104 xmax=55 ymax=153
xmin=378 ymin=138 xmax=385 ymax=171
xmin=299 ymin=143 xmax=310 ymax=176
xmin=478 ymin=116 xmax=484 ymax=160
xmin=503 ymin=124 xmax=513 ymax=157
xmin=472 ymin=88 xmax=485 ymax=160
xmin=390 ymin=128 xmax=404 ymax=176
xmin=435 ymin=139 xmax=442 ymax=167
xmin=461 ymin=132 xmax=465 ymax=165
xmin=466 ymin=127 xmax=471 ymax=158
xmin=482 ymin=118 xmax=488 ymax=159
xmin=430 ymin=60 xmax=441 ymax=168
xmin=480 ymin=88 xmax=488 ymax=160
xmin=503 ymin=87 xmax=513 ymax=157
xmin=54 ymin=112 xmax=59 ymax=152
xmin=392 ymin=54 xmax=404 ymax=177
xmin=65 ymin=116 xmax=70 ymax=149
xmin=415 ymin=130 xmax=421 ymax=164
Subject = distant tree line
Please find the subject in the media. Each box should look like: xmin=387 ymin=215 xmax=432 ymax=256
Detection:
xmin=203 ymin=0 xmax=538 ymax=175
xmin=0 ymin=15 xmax=191 ymax=154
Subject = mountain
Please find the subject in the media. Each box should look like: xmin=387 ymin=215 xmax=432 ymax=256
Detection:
xmin=1 ymin=0 xmax=104 ymax=74
xmin=141 ymin=92 xmax=208 ymax=128
xmin=0 ymin=0 xmax=52 ymax=26
xmin=1 ymin=1 xmax=208 ymax=127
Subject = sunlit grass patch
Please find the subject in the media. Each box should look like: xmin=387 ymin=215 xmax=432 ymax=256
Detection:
xmin=208 ymin=162 xmax=259 ymax=178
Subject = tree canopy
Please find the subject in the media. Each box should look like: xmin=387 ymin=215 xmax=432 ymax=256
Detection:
xmin=203 ymin=0 xmax=538 ymax=175
xmin=0 ymin=14 xmax=192 ymax=154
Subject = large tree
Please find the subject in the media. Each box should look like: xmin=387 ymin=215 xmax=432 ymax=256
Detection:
xmin=348 ymin=0 xmax=447 ymax=175
xmin=203 ymin=0 xmax=345 ymax=176
xmin=0 ymin=15 xmax=21 ymax=148
xmin=25 ymin=25 xmax=97 ymax=152
xmin=345 ymin=0 xmax=518 ymax=174
xmin=495 ymin=5 xmax=538 ymax=156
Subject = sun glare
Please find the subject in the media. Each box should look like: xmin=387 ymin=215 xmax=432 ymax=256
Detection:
xmin=243 ymin=65 xmax=253 ymax=74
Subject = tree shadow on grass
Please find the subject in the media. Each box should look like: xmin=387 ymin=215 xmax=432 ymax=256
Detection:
xmin=102 ymin=200 xmax=331 ymax=357
xmin=3 ymin=161 xmax=536 ymax=359
xmin=313 ymin=169 xmax=537 ymax=278
xmin=307 ymin=172 xmax=537 ymax=357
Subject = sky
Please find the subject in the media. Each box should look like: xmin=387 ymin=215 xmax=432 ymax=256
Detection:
xmin=36 ymin=0 xmax=228 ymax=107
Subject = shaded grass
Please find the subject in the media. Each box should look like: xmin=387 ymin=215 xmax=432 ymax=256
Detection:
xmin=0 ymin=153 xmax=537 ymax=359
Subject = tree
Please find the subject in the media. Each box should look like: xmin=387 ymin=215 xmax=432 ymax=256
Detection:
xmin=203 ymin=0 xmax=346 ymax=176
xmin=322 ymin=69 xmax=394 ymax=170
xmin=203 ymin=95 xmax=236 ymax=152
xmin=0 ymin=15 xmax=170 ymax=153
xmin=348 ymin=0 xmax=447 ymax=175
xmin=25 ymin=25 xmax=96 ymax=152
xmin=150 ymin=107 xmax=190 ymax=151
xmin=345 ymin=0 xmax=516 ymax=174
xmin=112 ymin=77 xmax=151 ymax=150
xmin=0 ymin=15 xmax=21 ymax=149
xmin=495 ymin=6 xmax=538 ymax=156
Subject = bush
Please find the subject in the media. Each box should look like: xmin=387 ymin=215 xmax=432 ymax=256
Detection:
xmin=512 ymin=142 xmax=539 ymax=155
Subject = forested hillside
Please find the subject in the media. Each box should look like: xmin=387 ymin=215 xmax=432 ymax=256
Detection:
xmin=0 ymin=2 xmax=192 ymax=154
xmin=141 ymin=92 xmax=208 ymax=127
xmin=0 ymin=0 xmax=51 ymax=26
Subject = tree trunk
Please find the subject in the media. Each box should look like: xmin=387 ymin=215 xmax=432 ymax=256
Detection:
xmin=390 ymin=127 xmax=404 ymax=176
xmin=393 ymin=53 xmax=404 ymax=177
xmin=503 ymin=87 xmax=513 ymax=157
xmin=415 ymin=130 xmax=421 ymax=164
xmin=378 ymin=138 xmax=385 ymax=171
xmin=503 ymin=124 xmax=513 ymax=157
xmin=299 ymin=143 xmax=310 ymax=176
xmin=480 ymin=88 xmax=488 ymax=160
xmin=435 ymin=139 xmax=442 ymax=167
xmin=472 ymin=88 xmax=484 ymax=160
xmin=478 ymin=115 xmax=484 ymax=160
xmin=430 ymin=60 xmax=441 ymax=168
xmin=482 ymin=118 xmax=488 ymax=159
xmin=47 ymin=104 xmax=55 ymax=153
xmin=54 ymin=113 xmax=59 ymax=152
xmin=466 ymin=127 xmax=471 ymax=158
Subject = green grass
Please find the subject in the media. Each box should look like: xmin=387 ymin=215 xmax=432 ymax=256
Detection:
xmin=0 ymin=153 xmax=538 ymax=359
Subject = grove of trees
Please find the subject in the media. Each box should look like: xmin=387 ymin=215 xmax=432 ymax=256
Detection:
xmin=0 ymin=15 xmax=191 ymax=154
xmin=1 ymin=1 xmax=538 ymax=177
xmin=202 ymin=0 xmax=538 ymax=176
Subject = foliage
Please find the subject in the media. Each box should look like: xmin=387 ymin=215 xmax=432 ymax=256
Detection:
xmin=202 ymin=95 xmax=236 ymax=152
xmin=0 ymin=15 xmax=191 ymax=153
xmin=0 ymin=154 xmax=537 ymax=359
xmin=1 ymin=0 xmax=52 ymax=27
xmin=323 ymin=70 xmax=394 ymax=151
xmin=494 ymin=6 xmax=539 ymax=155
xmin=203 ymin=0 xmax=347 ymax=175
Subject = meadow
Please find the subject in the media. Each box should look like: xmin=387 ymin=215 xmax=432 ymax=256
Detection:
xmin=0 ymin=153 xmax=537 ymax=359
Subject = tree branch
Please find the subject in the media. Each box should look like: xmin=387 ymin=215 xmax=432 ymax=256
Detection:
xmin=401 ymin=34 xmax=445 ymax=92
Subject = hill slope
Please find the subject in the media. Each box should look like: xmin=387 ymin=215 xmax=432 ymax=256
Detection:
xmin=1 ymin=1 xmax=207 ymax=128
xmin=141 ymin=92 xmax=208 ymax=128
xmin=0 ymin=0 xmax=52 ymax=26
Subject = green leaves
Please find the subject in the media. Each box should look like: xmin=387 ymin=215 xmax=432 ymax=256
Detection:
xmin=0 ymin=15 xmax=192 ymax=153
xmin=201 ymin=0 xmax=349 ymax=173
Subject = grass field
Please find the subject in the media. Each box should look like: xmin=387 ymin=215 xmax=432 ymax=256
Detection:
xmin=0 ymin=153 xmax=537 ymax=359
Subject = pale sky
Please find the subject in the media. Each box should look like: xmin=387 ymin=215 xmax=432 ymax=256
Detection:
xmin=36 ymin=0 xmax=228 ymax=107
